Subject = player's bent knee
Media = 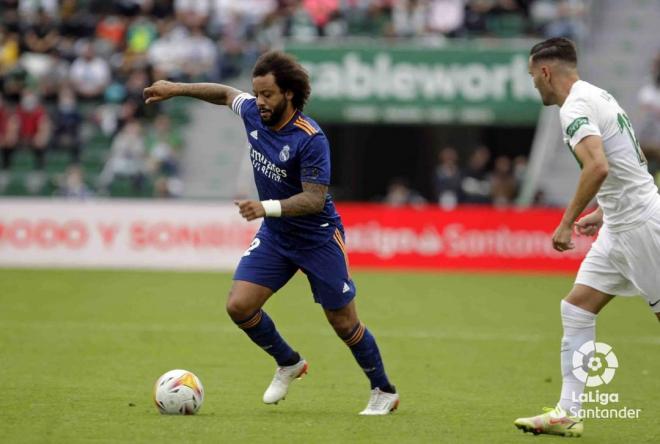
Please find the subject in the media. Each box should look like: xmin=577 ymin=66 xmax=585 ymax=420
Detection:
xmin=324 ymin=301 xmax=359 ymax=337
xmin=225 ymin=293 xmax=254 ymax=321
xmin=331 ymin=321 xmax=357 ymax=339
xmin=225 ymin=299 xmax=242 ymax=321
xmin=563 ymin=284 xmax=612 ymax=315
xmin=226 ymin=281 xmax=272 ymax=321
xmin=326 ymin=313 xmax=359 ymax=338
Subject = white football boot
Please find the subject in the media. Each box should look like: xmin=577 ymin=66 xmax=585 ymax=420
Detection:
xmin=359 ymin=388 xmax=400 ymax=415
xmin=514 ymin=405 xmax=583 ymax=437
xmin=262 ymin=359 xmax=308 ymax=404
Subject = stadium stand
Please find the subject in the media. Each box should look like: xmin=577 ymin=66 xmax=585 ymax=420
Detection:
xmin=0 ymin=0 xmax=602 ymax=200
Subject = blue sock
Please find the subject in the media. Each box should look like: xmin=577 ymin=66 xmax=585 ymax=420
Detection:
xmin=342 ymin=323 xmax=393 ymax=391
xmin=234 ymin=310 xmax=299 ymax=367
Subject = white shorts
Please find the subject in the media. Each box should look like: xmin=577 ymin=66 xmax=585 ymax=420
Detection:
xmin=575 ymin=209 xmax=660 ymax=313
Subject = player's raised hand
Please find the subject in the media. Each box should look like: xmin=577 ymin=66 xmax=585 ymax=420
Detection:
xmin=552 ymin=222 xmax=575 ymax=252
xmin=143 ymin=80 xmax=178 ymax=104
xmin=235 ymin=200 xmax=266 ymax=221
xmin=574 ymin=210 xmax=603 ymax=236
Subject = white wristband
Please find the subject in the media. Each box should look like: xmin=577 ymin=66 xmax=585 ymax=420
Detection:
xmin=261 ymin=199 xmax=282 ymax=217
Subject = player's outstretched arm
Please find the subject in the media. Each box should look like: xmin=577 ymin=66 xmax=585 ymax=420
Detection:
xmin=143 ymin=80 xmax=242 ymax=107
xmin=552 ymin=135 xmax=608 ymax=251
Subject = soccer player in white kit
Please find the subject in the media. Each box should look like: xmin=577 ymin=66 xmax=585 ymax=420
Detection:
xmin=514 ymin=37 xmax=660 ymax=437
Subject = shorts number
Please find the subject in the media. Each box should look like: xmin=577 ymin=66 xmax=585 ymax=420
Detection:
xmin=243 ymin=238 xmax=261 ymax=257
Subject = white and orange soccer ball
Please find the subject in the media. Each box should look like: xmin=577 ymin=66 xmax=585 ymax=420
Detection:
xmin=153 ymin=369 xmax=204 ymax=415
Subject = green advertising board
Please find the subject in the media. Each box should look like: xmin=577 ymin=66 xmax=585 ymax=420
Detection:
xmin=286 ymin=41 xmax=541 ymax=125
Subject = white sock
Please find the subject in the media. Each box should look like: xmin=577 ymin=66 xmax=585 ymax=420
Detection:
xmin=558 ymin=299 xmax=596 ymax=415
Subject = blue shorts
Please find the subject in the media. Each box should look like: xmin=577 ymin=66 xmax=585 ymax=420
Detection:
xmin=233 ymin=226 xmax=356 ymax=310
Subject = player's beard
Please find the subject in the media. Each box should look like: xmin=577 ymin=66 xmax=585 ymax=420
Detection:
xmin=259 ymin=99 xmax=288 ymax=126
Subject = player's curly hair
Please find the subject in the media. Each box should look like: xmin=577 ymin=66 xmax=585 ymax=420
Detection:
xmin=253 ymin=51 xmax=311 ymax=111
xmin=530 ymin=37 xmax=578 ymax=66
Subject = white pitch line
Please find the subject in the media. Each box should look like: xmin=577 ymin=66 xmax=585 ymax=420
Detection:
xmin=0 ymin=320 xmax=658 ymax=345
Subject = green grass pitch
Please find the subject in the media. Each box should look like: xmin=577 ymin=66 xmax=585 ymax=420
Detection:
xmin=0 ymin=269 xmax=658 ymax=443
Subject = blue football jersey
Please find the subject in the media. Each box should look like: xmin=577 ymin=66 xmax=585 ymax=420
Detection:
xmin=231 ymin=93 xmax=342 ymax=248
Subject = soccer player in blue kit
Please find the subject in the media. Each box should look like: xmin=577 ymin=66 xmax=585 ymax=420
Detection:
xmin=143 ymin=51 xmax=399 ymax=415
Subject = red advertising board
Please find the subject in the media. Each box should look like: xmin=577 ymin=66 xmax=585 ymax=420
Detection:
xmin=336 ymin=204 xmax=593 ymax=273
xmin=0 ymin=199 xmax=593 ymax=273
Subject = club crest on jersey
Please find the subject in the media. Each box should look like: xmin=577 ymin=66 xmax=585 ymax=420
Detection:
xmin=279 ymin=145 xmax=290 ymax=162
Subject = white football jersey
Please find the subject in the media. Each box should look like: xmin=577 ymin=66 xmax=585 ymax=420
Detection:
xmin=560 ymin=80 xmax=660 ymax=232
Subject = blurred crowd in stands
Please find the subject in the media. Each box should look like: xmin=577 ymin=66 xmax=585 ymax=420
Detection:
xmin=638 ymin=51 xmax=660 ymax=183
xmin=382 ymin=145 xmax=528 ymax=208
xmin=0 ymin=0 xmax=630 ymax=202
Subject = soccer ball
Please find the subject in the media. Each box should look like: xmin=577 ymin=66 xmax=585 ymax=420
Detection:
xmin=153 ymin=369 xmax=204 ymax=415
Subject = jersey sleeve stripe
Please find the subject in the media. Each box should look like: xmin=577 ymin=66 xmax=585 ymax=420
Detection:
xmin=231 ymin=93 xmax=254 ymax=117
xmin=295 ymin=118 xmax=317 ymax=134
xmin=294 ymin=120 xmax=317 ymax=135
xmin=294 ymin=122 xmax=315 ymax=135
xmin=293 ymin=125 xmax=313 ymax=136
xmin=294 ymin=118 xmax=314 ymax=133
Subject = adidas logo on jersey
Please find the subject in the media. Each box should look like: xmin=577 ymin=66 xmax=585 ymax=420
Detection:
xmin=342 ymin=282 xmax=350 ymax=293
xmin=250 ymin=130 xmax=258 ymax=140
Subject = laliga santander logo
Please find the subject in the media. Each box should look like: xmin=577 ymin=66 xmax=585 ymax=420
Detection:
xmin=572 ymin=341 xmax=619 ymax=387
